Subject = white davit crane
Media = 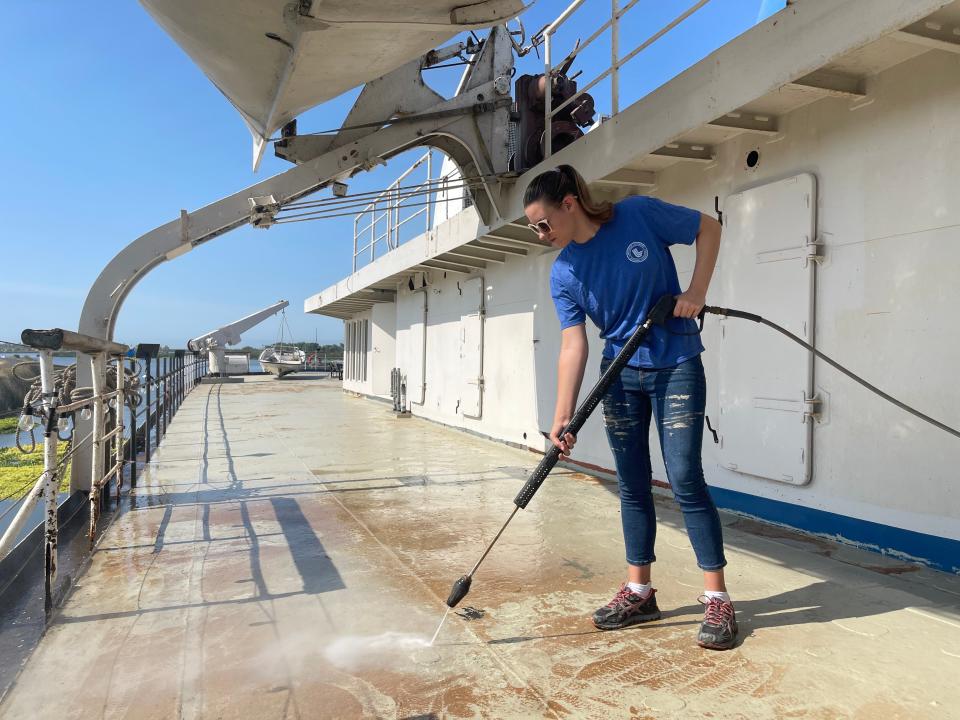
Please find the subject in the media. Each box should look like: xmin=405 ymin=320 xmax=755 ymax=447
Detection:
xmin=187 ymin=300 xmax=289 ymax=376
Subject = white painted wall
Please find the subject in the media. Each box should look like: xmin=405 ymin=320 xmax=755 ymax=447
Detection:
xmin=370 ymin=302 xmax=396 ymax=397
xmin=644 ymin=48 xmax=960 ymax=540
xmin=394 ymin=255 xmax=545 ymax=446
xmin=340 ymin=48 xmax=960 ymax=543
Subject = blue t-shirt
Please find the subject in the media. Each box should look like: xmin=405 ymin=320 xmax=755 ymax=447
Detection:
xmin=550 ymin=195 xmax=705 ymax=369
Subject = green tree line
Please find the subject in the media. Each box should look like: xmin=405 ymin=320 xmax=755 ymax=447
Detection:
xmin=235 ymin=343 xmax=344 ymax=357
xmin=153 ymin=343 xmax=344 ymax=358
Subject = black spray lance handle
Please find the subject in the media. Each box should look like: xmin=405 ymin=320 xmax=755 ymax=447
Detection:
xmin=513 ymin=295 xmax=677 ymax=509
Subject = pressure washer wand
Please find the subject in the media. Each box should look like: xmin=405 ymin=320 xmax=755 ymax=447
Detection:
xmin=445 ymin=294 xmax=678 ymax=608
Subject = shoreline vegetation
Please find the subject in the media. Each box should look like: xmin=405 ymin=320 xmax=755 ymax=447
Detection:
xmin=229 ymin=342 xmax=345 ymax=358
xmin=1 ymin=343 xmax=344 ymax=359
xmin=0 ymin=442 xmax=71 ymax=500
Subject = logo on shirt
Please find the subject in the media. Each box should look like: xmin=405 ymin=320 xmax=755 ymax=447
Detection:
xmin=626 ymin=241 xmax=649 ymax=263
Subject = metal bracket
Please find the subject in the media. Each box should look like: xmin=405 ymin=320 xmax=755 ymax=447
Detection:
xmin=802 ymin=394 xmax=822 ymax=424
xmin=805 ymin=236 xmax=826 ymax=267
xmin=249 ymin=195 xmax=281 ymax=229
xmin=283 ymin=2 xmax=330 ymax=32
xmin=165 ymin=209 xmax=193 ymax=260
xmin=274 ymin=26 xmax=515 ymax=224
xmin=754 ymin=235 xmax=825 ymax=267
xmin=751 ymin=394 xmax=822 ymax=423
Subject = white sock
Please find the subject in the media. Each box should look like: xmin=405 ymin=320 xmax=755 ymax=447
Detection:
xmin=627 ymin=582 xmax=652 ymax=598
xmin=704 ymin=590 xmax=730 ymax=603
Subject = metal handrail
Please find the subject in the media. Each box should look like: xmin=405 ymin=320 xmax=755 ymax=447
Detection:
xmin=352 ymin=150 xmax=465 ymax=271
xmin=543 ymin=0 xmax=714 ymax=158
xmin=0 ymin=342 xmax=208 ymax=614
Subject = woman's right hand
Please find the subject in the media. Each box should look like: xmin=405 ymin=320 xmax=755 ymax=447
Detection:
xmin=550 ymin=418 xmax=577 ymax=457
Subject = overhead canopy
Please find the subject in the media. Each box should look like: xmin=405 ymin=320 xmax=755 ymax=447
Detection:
xmin=139 ymin=0 xmax=526 ymax=168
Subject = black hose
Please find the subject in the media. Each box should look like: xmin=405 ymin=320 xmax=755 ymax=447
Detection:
xmin=702 ymin=305 xmax=960 ymax=440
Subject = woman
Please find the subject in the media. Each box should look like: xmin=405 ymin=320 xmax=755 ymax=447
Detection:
xmin=524 ymin=165 xmax=736 ymax=650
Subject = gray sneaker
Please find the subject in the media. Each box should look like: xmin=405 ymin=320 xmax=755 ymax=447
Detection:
xmin=697 ymin=596 xmax=738 ymax=650
xmin=592 ymin=584 xmax=661 ymax=630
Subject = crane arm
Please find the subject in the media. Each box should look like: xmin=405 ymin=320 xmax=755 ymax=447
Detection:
xmin=187 ymin=300 xmax=289 ymax=351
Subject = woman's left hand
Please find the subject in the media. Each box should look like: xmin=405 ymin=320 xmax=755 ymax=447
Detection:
xmin=673 ymin=289 xmax=706 ymax=318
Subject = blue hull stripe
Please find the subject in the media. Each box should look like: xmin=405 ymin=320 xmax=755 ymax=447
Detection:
xmin=708 ymin=486 xmax=960 ymax=574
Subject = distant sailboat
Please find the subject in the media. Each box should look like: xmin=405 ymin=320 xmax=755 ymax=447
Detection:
xmin=258 ymin=309 xmax=304 ymax=378
xmin=258 ymin=346 xmax=306 ymax=377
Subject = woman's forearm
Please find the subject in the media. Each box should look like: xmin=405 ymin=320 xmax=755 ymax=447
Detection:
xmin=688 ymin=215 xmax=722 ymax=296
xmin=554 ymin=337 xmax=588 ymax=422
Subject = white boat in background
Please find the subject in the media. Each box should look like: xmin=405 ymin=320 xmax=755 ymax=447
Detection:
xmin=258 ymin=346 xmax=306 ymax=377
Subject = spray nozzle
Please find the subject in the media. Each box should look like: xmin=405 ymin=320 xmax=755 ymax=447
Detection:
xmin=446 ymin=575 xmax=472 ymax=608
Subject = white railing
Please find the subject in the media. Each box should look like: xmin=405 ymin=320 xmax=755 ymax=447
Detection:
xmin=543 ymin=0 xmax=714 ymax=158
xmin=0 ymin=331 xmax=126 ymax=611
xmin=352 ymin=151 xmax=464 ymax=271
xmin=351 ymin=1 xmax=722 ymax=265
xmin=0 ymin=330 xmax=207 ymax=613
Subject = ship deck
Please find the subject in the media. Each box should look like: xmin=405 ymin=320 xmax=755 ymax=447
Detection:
xmin=1 ymin=375 xmax=958 ymax=719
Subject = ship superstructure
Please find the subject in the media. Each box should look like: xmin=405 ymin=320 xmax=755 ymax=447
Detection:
xmin=307 ymin=0 xmax=960 ymax=572
xmin=2 ymin=1 xmax=960 ymax=717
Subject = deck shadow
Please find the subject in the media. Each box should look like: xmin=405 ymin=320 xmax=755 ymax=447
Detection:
xmin=269 ymin=496 xmax=345 ymax=594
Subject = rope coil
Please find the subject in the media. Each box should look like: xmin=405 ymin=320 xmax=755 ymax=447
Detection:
xmin=14 ymin=361 xmax=143 ymax=452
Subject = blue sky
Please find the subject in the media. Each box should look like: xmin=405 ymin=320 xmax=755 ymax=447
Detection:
xmin=0 ymin=1 xmax=782 ymax=348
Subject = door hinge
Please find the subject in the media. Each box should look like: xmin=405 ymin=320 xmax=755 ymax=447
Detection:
xmin=802 ymin=394 xmax=822 ymax=424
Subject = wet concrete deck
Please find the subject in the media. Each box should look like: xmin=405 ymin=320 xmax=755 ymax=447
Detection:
xmin=1 ymin=374 xmax=958 ymax=719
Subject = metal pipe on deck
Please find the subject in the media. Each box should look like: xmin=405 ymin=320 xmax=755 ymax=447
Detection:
xmin=176 ymin=350 xmax=184 ymax=413
xmin=163 ymin=357 xmax=169 ymax=434
xmin=128 ymin=356 xmax=137 ymax=489
xmin=145 ymin=359 xmax=152 ymax=466
xmin=38 ymin=350 xmax=59 ymax=612
xmin=89 ymin=352 xmax=106 ymax=543
xmin=114 ymin=355 xmax=125 ymax=504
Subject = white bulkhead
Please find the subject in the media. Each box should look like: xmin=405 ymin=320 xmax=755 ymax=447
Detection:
xmin=311 ymin=4 xmax=960 ymax=570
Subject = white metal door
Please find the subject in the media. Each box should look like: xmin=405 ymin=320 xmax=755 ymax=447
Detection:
xmin=408 ymin=292 xmax=426 ymax=404
xmin=717 ymin=173 xmax=819 ymax=485
xmin=459 ymin=277 xmax=484 ymax=417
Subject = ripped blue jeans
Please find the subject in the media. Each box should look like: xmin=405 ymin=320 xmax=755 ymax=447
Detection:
xmin=600 ymin=353 xmax=726 ymax=571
